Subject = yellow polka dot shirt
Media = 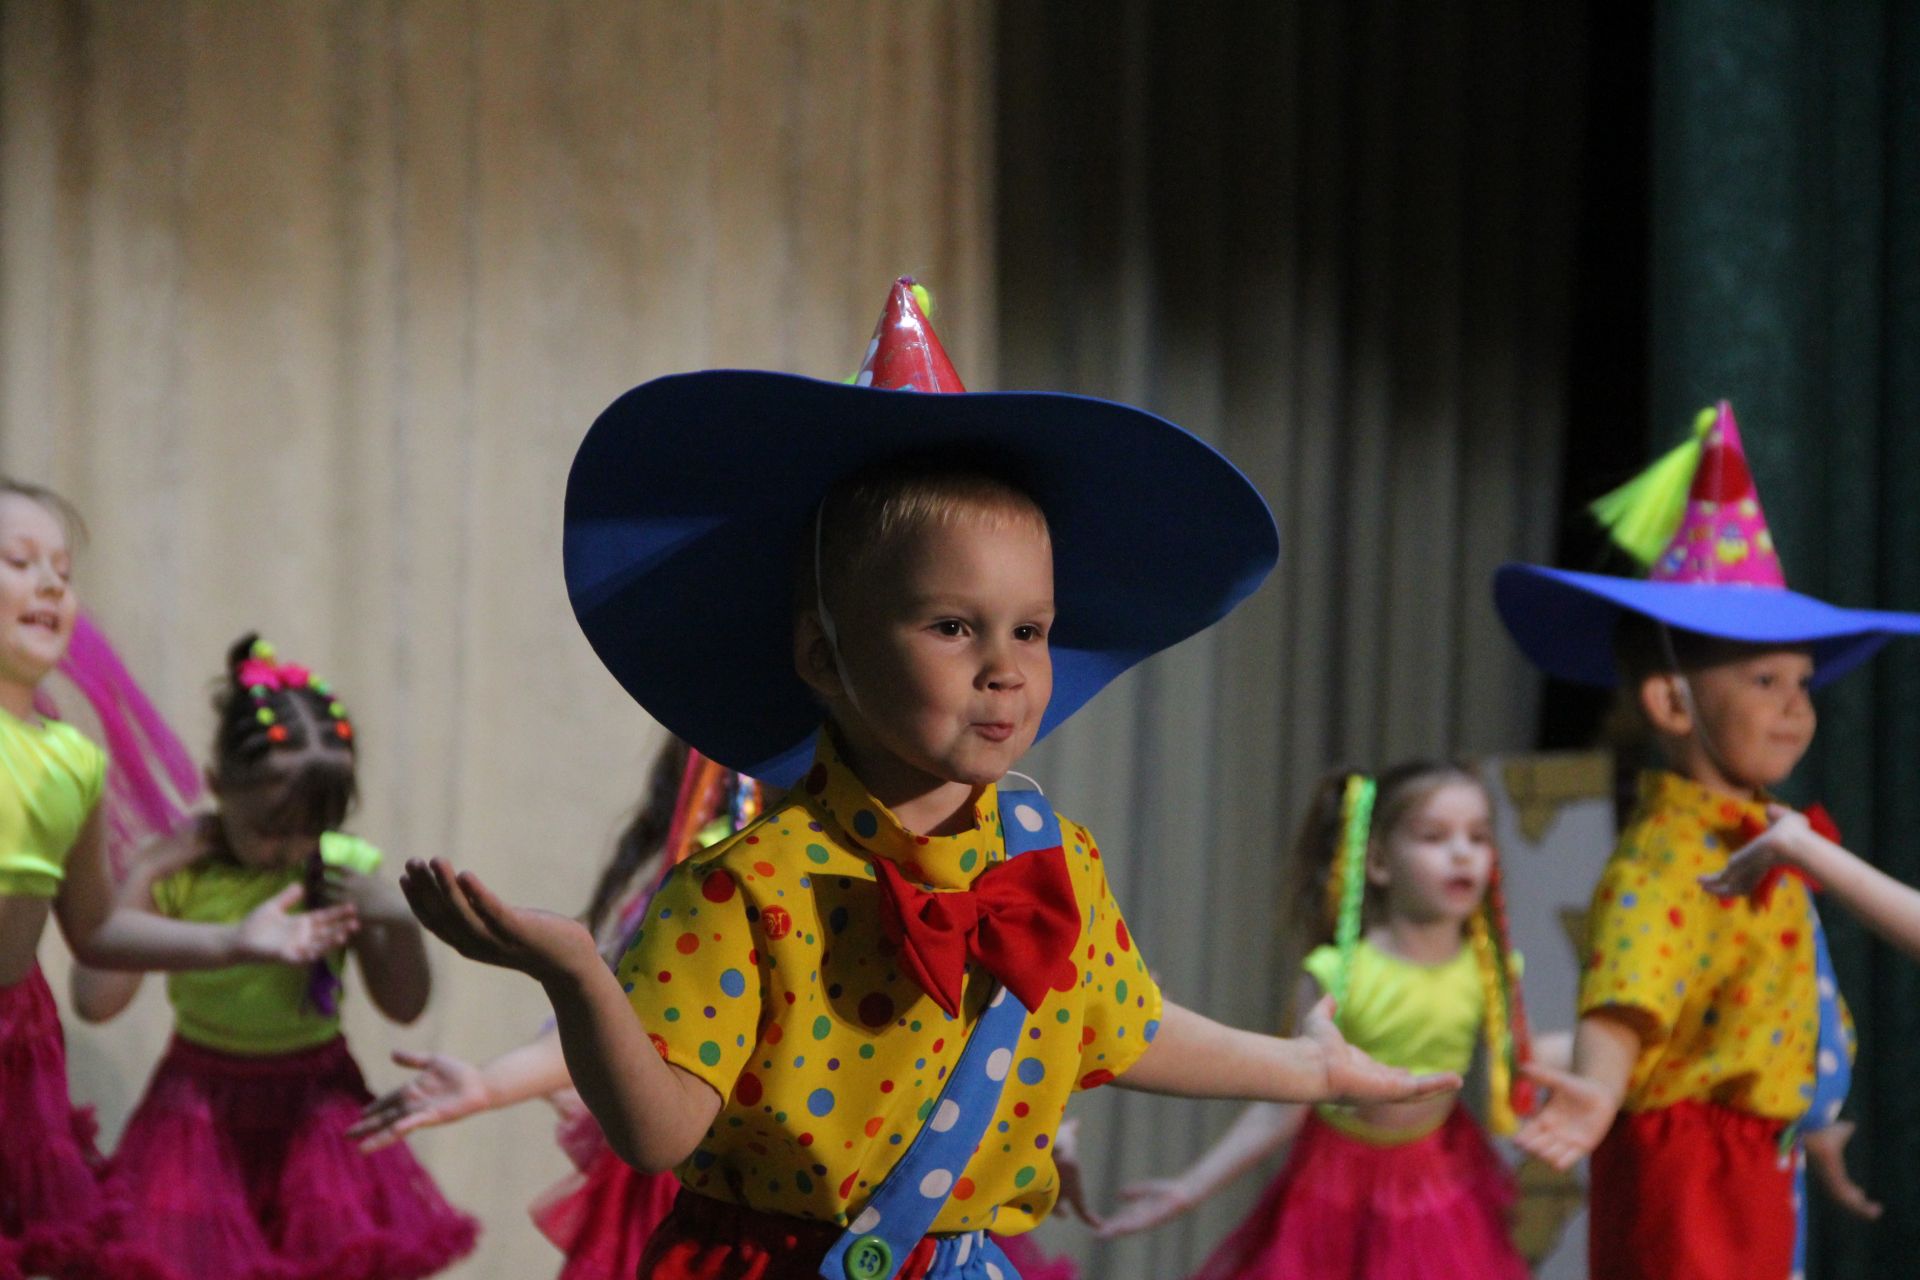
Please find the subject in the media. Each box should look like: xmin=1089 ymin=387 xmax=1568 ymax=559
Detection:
xmin=615 ymin=734 xmax=1161 ymax=1234
xmin=1578 ymin=770 xmax=1844 ymax=1121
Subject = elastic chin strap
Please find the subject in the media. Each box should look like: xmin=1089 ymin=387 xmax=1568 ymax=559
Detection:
xmin=813 ymin=501 xmax=862 ymax=715
xmin=1658 ymin=623 xmax=1738 ymax=784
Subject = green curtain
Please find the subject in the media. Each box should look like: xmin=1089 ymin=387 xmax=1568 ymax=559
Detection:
xmin=1650 ymin=3 xmax=1920 ymax=1274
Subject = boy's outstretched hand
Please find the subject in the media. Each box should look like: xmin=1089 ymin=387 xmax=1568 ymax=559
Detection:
xmin=1512 ymin=1061 xmax=1617 ymax=1170
xmin=1698 ymin=804 xmax=1807 ymax=901
xmin=401 ymin=858 xmax=598 ymax=983
xmin=1304 ymin=996 xmax=1462 ymax=1104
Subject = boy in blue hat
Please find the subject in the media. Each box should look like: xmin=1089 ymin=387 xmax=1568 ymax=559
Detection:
xmin=403 ymin=280 xmax=1457 ymax=1280
xmin=1494 ymin=403 xmax=1915 ymax=1280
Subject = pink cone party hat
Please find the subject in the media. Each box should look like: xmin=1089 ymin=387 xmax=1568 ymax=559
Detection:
xmin=1494 ymin=400 xmax=1920 ymax=687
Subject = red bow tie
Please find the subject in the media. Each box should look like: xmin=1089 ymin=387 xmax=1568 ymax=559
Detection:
xmin=872 ymin=848 xmax=1081 ymax=1018
xmin=1732 ymin=802 xmax=1837 ymax=909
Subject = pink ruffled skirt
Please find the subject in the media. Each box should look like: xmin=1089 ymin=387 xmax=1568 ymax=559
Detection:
xmin=103 ymin=1034 xmax=478 ymax=1280
xmin=0 ymin=966 xmax=133 ymax=1280
xmin=1190 ymin=1106 xmax=1525 ymax=1280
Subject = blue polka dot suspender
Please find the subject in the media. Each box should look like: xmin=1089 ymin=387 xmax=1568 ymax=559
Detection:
xmin=1789 ymin=905 xmax=1851 ymax=1280
xmin=819 ymin=790 xmax=1063 ymax=1280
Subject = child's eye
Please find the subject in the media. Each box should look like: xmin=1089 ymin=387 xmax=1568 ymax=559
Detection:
xmin=931 ymin=619 xmax=967 ymax=637
xmin=1014 ymin=624 xmax=1046 ymax=642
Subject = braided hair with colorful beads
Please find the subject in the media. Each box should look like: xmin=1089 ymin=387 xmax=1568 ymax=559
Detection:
xmin=1294 ymin=760 xmax=1535 ymax=1132
xmin=211 ymin=632 xmax=358 ymax=1011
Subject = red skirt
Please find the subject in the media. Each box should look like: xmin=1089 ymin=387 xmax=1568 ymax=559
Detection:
xmin=1190 ymin=1106 xmax=1527 ymax=1280
xmin=531 ymin=1110 xmax=683 ymax=1280
xmin=1589 ymin=1100 xmax=1794 ymax=1280
xmin=102 ymin=1034 xmax=478 ymax=1280
xmin=0 ymin=965 xmax=132 ymax=1280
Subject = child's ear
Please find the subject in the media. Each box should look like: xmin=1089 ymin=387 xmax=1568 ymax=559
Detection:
xmin=1365 ymin=845 xmax=1392 ymax=888
xmin=793 ymin=611 xmax=845 ymax=702
xmin=1637 ymin=672 xmax=1693 ymax=738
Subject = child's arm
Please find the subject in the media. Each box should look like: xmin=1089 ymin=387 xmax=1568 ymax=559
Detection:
xmin=1511 ymin=1008 xmax=1643 ymax=1170
xmin=1805 ymin=1121 xmax=1882 ymax=1220
xmin=1100 ymin=972 xmax=1323 ymax=1237
xmin=333 ymin=868 xmax=431 ymax=1024
xmin=1702 ymin=805 xmax=1920 ymax=960
xmin=1114 ymin=997 xmax=1460 ymax=1103
xmin=71 ymin=829 xmax=211 ymax=1022
xmin=401 ymin=858 xmax=721 ymax=1173
xmin=348 ymin=1027 xmax=572 ymax=1152
xmin=58 ymin=811 xmax=358 ymax=971
xmin=1099 ymin=1099 xmax=1304 ymax=1237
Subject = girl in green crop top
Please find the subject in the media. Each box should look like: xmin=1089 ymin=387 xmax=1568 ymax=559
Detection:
xmin=87 ymin=632 xmax=477 ymax=1280
xmin=0 ymin=482 xmax=358 ymax=1279
xmin=1099 ymin=762 xmax=1550 ymax=1280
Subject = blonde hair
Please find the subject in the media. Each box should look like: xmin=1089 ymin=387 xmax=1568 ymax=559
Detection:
xmin=797 ymin=454 xmax=1050 ymax=620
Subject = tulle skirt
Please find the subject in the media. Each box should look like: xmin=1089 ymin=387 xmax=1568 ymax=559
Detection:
xmin=102 ymin=1034 xmax=478 ymax=1280
xmin=531 ymin=1109 xmax=683 ymax=1280
xmin=1191 ymin=1106 xmax=1526 ymax=1280
xmin=0 ymin=966 xmax=130 ymax=1280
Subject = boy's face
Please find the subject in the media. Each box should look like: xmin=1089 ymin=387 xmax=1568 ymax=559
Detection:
xmin=817 ymin=512 xmax=1055 ymax=792
xmin=1651 ymin=644 xmax=1816 ymax=793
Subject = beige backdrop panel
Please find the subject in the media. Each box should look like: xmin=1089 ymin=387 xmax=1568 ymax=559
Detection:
xmin=1 ymin=3 xmax=990 ymax=1277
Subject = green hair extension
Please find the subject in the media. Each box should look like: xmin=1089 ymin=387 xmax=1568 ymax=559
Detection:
xmin=1329 ymin=775 xmax=1376 ymax=1010
xmin=1587 ymin=404 xmax=1717 ymax=567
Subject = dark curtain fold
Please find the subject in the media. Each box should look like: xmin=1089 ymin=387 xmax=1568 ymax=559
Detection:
xmin=1649 ymin=3 xmax=1920 ymax=1275
xmin=995 ymin=4 xmax=1594 ymax=1274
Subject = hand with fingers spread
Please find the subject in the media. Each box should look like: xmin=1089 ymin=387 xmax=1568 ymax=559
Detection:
xmin=1698 ymin=804 xmax=1810 ymax=901
xmin=400 ymin=858 xmax=599 ymax=982
xmin=235 ymin=883 xmax=358 ymax=964
xmin=1806 ymin=1121 xmax=1881 ymax=1220
xmin=1511 ymin=1060 xmax=1620 ymax=1171
xmin=1305 ymin=996 xmax=1462 ymax=1105
xmin=349 ymin=1050 xmax=491 ymax=1152
xmin=1099 ymin=1176 xmax=1198 ymax=1237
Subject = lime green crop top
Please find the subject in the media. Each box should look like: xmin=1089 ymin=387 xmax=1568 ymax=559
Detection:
xmin=0 ymin=706 xmax=106 ymax=898
xmin=153 ymin=832 xmax=382 ymax=1055
xmin=1302 ymin=938 xmax=1493 ymax=1078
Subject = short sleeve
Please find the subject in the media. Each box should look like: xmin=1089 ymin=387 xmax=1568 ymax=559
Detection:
xmin=614 ymin=857 xmax=763 ymax=1100
xmin=1577 ymin=849 xmax=1696 ymax=1042
xmin=1068 ymin=820 xmax=1163 ymax=1088
xmin=319 ymin=832 xmax=382 ymax=874
xmin=1301 ymin=944 xmax=1340 ymax=995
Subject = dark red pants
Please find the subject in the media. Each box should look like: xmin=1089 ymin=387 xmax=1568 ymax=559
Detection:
xmin=639 ymin=1190 xmax=952 ymax=1280
xmin=1589 ymin=1100 xmax=1794 ymax=1280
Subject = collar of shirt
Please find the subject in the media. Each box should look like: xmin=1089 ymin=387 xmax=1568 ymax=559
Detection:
xmin=1636 ymin=769 xmax=1771 ymax=858
xmin=796 ymin=732 xmax=1006 ymax=890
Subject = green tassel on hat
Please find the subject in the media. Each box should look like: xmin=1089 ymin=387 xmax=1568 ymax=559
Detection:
xmin=1588 ymin=405 xmax=1717 ymax=568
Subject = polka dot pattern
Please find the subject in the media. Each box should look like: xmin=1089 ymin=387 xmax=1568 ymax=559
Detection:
xmin=613 ymin=734 xmax=1159 ymax=1236
xmin=1576 ymin=772 xmax=1841 ymax=1120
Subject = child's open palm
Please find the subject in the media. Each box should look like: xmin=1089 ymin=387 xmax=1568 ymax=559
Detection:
xmin=1512 ymin=1061 xmax=1615 ymax=1170
xmin=1304 ymin=996 xmax=1462 ymax=1104
xmin=349 ymin=1050 xmax=490 ymax=1152
xmin=236 ymin=883 xmax=358 ymax=963
xmin=401 ymin=858 xmax=598 ymax=982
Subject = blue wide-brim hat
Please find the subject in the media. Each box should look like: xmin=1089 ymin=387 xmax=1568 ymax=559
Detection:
xmin=1494 ymin=400 xmax=1920 ymax=688
xmin=1492 ymin=565 xmax=1920 ymax=689
xmin=563 ymin=281 xmax=1278 ymax=786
